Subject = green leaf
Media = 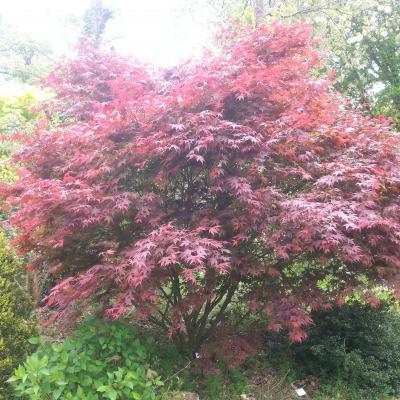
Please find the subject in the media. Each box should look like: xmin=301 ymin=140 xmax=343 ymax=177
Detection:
xmin=6 ymin=375 xmax=20 ymax=383
xmin=53 ymin=387 xmax=64 ymax=399
xmin=97 ymin=385 xmax=109 ymax=392
xmin=105 ymin=388 xmax=118 ymax=400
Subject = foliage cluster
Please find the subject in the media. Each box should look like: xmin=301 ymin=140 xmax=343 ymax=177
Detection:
xmin=207 ymin=0 xmax=400 ymax=120
xmin=0 ymin=232 xmax=36 ymax=399
xmin=0 ymin=158 xmax=17 ymax=185
xmin=293 ymin=303 xmax=400 ymax=400
xmin=0 ymin=91 xmax=40 ymax=156
xmin=9 ymin=319 xmax=164 ymax=400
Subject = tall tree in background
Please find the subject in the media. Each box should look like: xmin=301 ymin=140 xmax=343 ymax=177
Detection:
xmin=254 ymin=0 xmax=266 ymax=25
xmin=268 ymin=0 xmax=400 ymax=121
xmin=0 ymin=20 xmax=52 ymax=83
xmin=339 ymin=0 xmax=400 ymax=121
xmin=82 ymin=0 xmax=114 ymax=43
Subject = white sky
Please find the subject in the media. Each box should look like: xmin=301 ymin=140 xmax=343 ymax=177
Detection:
xmin=0 ymin=0 xmax=214 ymax=66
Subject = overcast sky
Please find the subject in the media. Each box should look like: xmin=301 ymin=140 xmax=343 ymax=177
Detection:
xmin=0 ymin=0 xmax=213 ymax=66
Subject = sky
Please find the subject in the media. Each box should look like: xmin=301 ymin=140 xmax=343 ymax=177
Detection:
xmin=0 ymin=0 xmax=213 ymax=66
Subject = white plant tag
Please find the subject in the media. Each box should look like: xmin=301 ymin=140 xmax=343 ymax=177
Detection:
xmin=295 ymin=387 xmax=307 ymax=397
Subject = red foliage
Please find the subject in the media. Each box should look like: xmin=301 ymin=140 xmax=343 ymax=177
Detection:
xmin=2 ymin=23 xmax=400 ymax=356
xmin=201 ymin=324 xmax=260 ymax=370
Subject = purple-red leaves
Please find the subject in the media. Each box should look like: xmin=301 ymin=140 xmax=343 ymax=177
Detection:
xmin=2 ymin=22 xmax=400 ymax=353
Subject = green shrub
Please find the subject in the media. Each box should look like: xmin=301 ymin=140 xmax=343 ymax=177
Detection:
xmin=0 ymin=93 xmax=38 ymax=134
xmin=293 ymin=303 xmax=400 ymax=399
xmin=0 ymin=158 xmax=18 ymax=185
xmin=9 ymin=319 xmax=164 ymax=400
xmin=0 ymin=233 xmax=36 ymax=399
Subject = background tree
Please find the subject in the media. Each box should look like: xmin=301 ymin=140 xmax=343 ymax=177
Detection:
xmin=82 ymin=0 xmax=114 ymax=43
xmin=1 ymin=22 xmax=400 ymax=358
xmin=0 ymin=20 xmax=52 ymax=83
xmin=268 ymin=0 xmax=400 ymax=121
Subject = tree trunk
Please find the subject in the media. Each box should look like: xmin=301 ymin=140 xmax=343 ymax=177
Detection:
xmin=31 ymin=271 xmax=41 ymax=305
xmin=254 ymin=0 xmax=266 ymax=26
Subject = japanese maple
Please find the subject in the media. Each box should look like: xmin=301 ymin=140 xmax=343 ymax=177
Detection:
xmin=2 ymin=22 xmax=400 ymax=356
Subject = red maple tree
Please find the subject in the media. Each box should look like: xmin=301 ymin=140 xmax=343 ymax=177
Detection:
xmin=2 ymin=23 xmax=400 ymax=355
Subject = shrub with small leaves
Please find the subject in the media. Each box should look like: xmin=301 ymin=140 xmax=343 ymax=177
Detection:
xmin=9 ymin=319 xmax=164 ymax=400
xmin=0 ymin=92 xmax=40 ymax=157
xmin=0 ymin=232 xmax=36 ymax=400
xmin=0 ymin=159 xmax=17 ymax=185
xmin=293 ymin=303 xmax=400 ymax=399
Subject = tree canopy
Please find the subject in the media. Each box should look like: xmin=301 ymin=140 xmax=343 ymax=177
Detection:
xmin=1 ymin=22 xmax=400 ymax=355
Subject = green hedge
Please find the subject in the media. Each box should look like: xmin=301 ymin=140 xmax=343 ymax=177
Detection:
xmin=0 ymin=232 xmax=37 ymax=399
xmin=293 ymin=303 xmax=400 ymax=399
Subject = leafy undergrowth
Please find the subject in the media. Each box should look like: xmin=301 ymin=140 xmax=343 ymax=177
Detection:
xmin=8 ymin=304 xmax=400 ymax=400
xmin=8 ymin=319 xmax=164 ymax=400
xmin=159 ymin=303 xmax=400 ymax=399
xmin=261 ymin=302 xmax=400 ymax=400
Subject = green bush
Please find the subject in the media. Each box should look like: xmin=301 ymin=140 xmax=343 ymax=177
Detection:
xmin=293 ymin=303 xmax=400 ymax=399
xmin=9 ymin=319 xmax=164 ymax=400
xmin=0 ymin=233 xmax=36 ymax=399
xmin=0 ymin=158 xmax=18 ymax=185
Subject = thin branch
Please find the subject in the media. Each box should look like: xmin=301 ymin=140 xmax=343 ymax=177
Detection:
xmin=164 ymin=360 xmax=193 ymax=383
xmin=282 ymin=6 xmax=330 ymax=18
xmin=196 ymin=281 xmax=239 ymax=346
xmin=148 ymin=315 xmax=169 ymax=331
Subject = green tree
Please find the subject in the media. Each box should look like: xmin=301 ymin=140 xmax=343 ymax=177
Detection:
xmin=0 ymin=20 xmax=52 ymax=83
xmin=267 ymin=0 xmax=400 ymax=121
